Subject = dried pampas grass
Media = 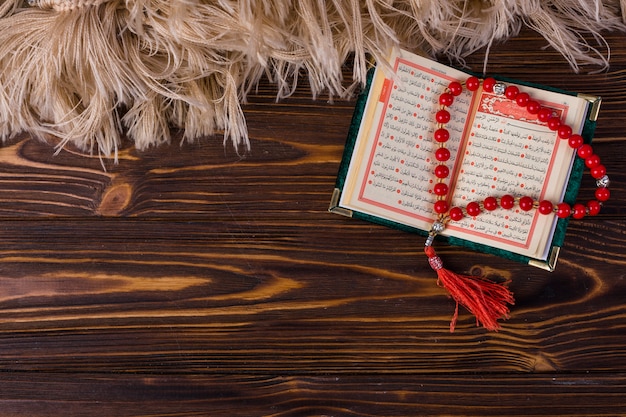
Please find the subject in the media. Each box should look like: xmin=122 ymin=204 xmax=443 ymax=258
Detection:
xmin=0 ymin=0 xmax=624 ymax=161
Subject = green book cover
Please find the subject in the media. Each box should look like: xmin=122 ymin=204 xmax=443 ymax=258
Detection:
xmin=330 ymin=49 xmax=600 ymax=271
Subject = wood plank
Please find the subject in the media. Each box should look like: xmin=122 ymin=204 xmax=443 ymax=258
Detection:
xmin=0 ymin=131 xmax=623 ymax=218
xmin=0 ymin=216 xmax=624 ymax=374
xmin=0 ymin=373 xmax=624 ymax=417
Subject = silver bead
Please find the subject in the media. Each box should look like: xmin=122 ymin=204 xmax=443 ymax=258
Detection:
xmin=493 ymin=83 xmax=506 ymax=95
xmin=431 ymin=221 xmax=445 ymax=234
xmin=596 ymin=175 xmax=610 ymax=188
xmin=426 ymin=221 xmax=445 ymax=247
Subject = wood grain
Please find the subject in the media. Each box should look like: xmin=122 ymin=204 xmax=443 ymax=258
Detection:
xmin=0 ymin=29 xmax=626 ymax=416
xmin=0 ymin=373 xmax=625 ymax=416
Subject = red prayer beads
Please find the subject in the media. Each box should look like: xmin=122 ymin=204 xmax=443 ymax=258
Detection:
xmin=466 ymin=202 xmax=481 ymax=217
xmin=483 ymin=197 xmax=498 ymax=211
xmin=556 ymin=203 xmax=571 ymax=218
xmin=432 ymin=77 xmax=609 ymax=224
xmin=519 ymin=196 xmax=534 ymax=211
xmin=433 ymin=182 xmax=448 ymax=196
xmin=435 ymin=147 xmax=450 ymax=161
xmin=500 ymin=195 xmax=515 ymax=209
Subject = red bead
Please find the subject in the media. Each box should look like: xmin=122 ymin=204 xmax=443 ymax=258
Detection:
xmin=483 ymin=196 xmax=498 ymax=211
xmin=500 ymin=194 xmax=515 ymax=209
xmin=526 ymin=101 xmax=541 ymax=114
xmin=448 ymin=81 xmax=463 ymax=96
xmin=434 ymin=165 xmax=449 ymax=179
xmin=556 ymin=202 xmax=571 ymax=218
xmin=572 ymin=203 xmax=586 ymax=219
xmin=516 ymin=92 xmax=530 ymax=107
xmin=435 ymin=147 xmax=451 ymax=161
xmin=482 ymin=77 xmax=496 ymax=93
xmin=439 ymin=93 xmax=454 ymax=106
xmin=547 ymin=116 xmax=561 ymax=131
xmin=433 ymin=182 xmax=449 ymax=196
xmin=537 ymin=108 xmax=553 ymax=122
xmin=436 ymin=109 xmax=451 ymax=124
xmin=558 ymin=124 xmax=572 ymax=139
xmin=595 ymin=187 xmax=610 ymax=202
xmin=466 ymin=201 xmax=481 ymax=216
xmin=434 ymin=128 xmax=450 ymax=143
xmin=538 ymin=200 xmax=554 ymax=215
xmin=434 ymin=200 xmax=449 ymax=214
xmin=568 ymin=134 xmax=584 ymax=149
xmin=465 ymin=77 xmax=480 ymax=91
xmin=519 ymin=196 xmax=535 ymax=211
xmin=449 ymin=206 xmax=464 ymax=221
xmin=585 ymin=154 xmax=601 ymax=168
xmin=504 ymin=85 xmax=519 ymax=100
xmin=577 ymin=144 xmax=593 ymax=159
xmin=587 ymin=200 xmax=601 ymax=216
xmin=590 ymin=164 xmax=606 ymax=179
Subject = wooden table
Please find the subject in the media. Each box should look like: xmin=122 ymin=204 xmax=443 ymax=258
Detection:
xmin=1 ymin=29 xmax=625 ymax=416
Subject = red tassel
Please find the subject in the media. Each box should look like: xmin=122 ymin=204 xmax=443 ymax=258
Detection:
xmin=425 ymin=245 xmax=514 ymax=332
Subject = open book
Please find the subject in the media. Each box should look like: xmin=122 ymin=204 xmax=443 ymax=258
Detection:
xmin=330 ymin=49 xmax=600 ymax=270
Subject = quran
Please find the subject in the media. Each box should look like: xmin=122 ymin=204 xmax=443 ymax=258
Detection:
xmin=330 ymin=49 xmax=601 ymax=271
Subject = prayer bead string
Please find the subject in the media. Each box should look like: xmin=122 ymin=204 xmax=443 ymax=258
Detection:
xmin=431 ymin=77 xmax=609 ymax=227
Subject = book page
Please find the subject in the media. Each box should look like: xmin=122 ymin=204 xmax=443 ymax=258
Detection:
xmin=445 ymin=87 xmax=583 ymax=258
xmin=339 ymin=50 xmax=473 ymax=228
xmin=339 ymin=49 xmax=589 ymax=259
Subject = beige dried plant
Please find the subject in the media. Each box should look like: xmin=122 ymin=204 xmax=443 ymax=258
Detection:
xmin=0 ymin=0 xmax=624 ymax=161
